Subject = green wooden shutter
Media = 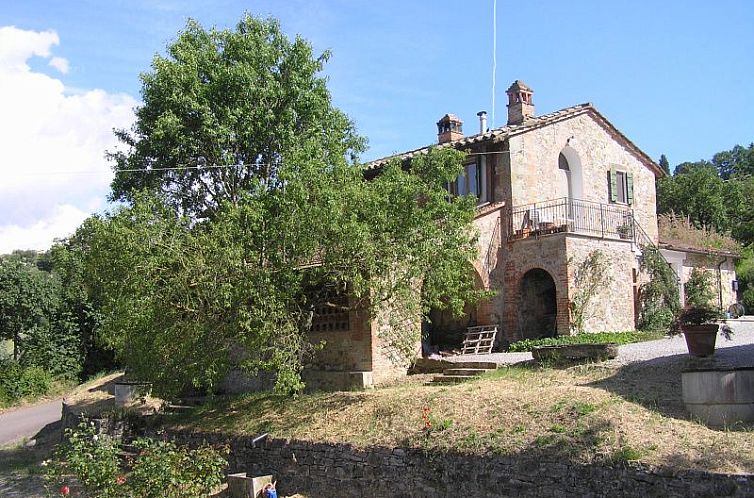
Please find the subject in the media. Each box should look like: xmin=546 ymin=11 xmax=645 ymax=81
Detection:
xmin=608 ymin=169 xmax=617 ymax=202
xmin=626 ymin=172 xmax=634 ymax=205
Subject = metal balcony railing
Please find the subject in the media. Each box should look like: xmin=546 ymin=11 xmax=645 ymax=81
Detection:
xmin=506 ymin=197 xmax=635 ymax=241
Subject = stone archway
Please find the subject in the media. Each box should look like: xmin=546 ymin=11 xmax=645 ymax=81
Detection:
xmin=518 ymin=268 xmax=558 ymax=339
xmin=425 ymin=266 xmax=492 ymax=350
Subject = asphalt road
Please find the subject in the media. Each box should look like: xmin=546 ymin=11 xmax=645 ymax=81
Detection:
xmin=0 ymin=399 xmax=62 ymax=447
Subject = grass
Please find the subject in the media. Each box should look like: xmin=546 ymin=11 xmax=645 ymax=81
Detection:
xmin=165 ymin=362 xmax=753 ymax=475
xmin=507 ymin=331 xmax=666 ymax=352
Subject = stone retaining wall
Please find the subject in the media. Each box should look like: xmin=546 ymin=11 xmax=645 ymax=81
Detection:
xmin=161 ymin=432 xmax=753 ymax=498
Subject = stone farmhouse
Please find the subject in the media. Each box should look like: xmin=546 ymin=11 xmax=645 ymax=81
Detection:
xmin=300 ymin=80 xmax=739 ymax=391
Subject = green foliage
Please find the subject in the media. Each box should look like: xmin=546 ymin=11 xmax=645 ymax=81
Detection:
xmin=47 ymin=422 xmax=121 ymax=497
xmin=736 ymin=246 xmax=754 ymax=312
xmin=87 ymin=150 xmax=479 ymax=397
xmin=658 ymin=144 xmax=754 ymax=248
xmin=637 ymin=245 xmax=680 ymax=331
xmin=109 ymin=14 xmax=365 ymax=220
xmin=47 ymin=421 xmax=228 ymax=498
xmin=657 ymin=164 xmax=730 ymax=233
xmin=684 ymin=268 xmax=716 ymax=308
xmin=568 ymin=250 xmax=612 ymax=334
xmin=0 ymin=359 xmax=53 ymax=403
xmin=0 ymin=257 xmax=59 ymax=361
xmin=84 ymin=14 xmax=482 ymax=397
xmin=658 ymin=154 xmax=670 ymax=175
xmin=507 ymin=331 xmax=661 ymax=352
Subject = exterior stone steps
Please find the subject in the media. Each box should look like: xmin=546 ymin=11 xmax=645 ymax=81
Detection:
xmin=428 ymin=367 xmax=494 ymax=385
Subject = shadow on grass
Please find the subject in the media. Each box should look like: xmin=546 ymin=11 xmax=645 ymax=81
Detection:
xmin=587 ymin=343 xmax=754 ymax=430
xmin=172 ymin=390 xmax=373 ymax=436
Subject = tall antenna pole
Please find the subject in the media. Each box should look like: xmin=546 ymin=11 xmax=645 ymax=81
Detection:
xmin=491 ymin=0 xmax=498 ymax=128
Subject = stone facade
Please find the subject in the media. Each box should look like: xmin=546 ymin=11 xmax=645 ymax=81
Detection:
xmin=311 ymin=80 xmax=738 ymax=387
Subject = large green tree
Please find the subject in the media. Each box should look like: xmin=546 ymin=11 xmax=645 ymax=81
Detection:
xmin=109 ymin=14 xmax=364 ymax=219
xmin=93 ymin=15 xmax=482 ymax=396
xmin=0 ymin=257 xmax=59 ymax=362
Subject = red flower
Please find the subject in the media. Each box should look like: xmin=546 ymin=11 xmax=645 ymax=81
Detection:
xmin=60 ymin=485 xmax=70 ymax=496
xmin=116 ymin=475 xmax=127 ymax=485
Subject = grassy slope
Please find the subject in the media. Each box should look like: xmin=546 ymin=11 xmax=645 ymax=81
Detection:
xmin=173 ymin=363 xmax=754 ymax=475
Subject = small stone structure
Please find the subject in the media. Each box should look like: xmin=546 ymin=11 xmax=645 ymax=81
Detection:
xmin=531 ymin=343 xmax=618 ymax=363
xmin=682 ymin=367 xmax=754 ymax=426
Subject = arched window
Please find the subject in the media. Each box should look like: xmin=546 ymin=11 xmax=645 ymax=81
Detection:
xmin=558 ymin=153 xmax=570 ymax=171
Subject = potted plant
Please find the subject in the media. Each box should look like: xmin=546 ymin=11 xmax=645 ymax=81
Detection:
xmin=671 ymin=306 xmax=733 ymax=357
xmin=616 ymin=224 xmax=632 ymax=239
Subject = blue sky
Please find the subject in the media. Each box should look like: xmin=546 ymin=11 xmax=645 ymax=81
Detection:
xmin=1 ymin=0 xmax=752 ymax=252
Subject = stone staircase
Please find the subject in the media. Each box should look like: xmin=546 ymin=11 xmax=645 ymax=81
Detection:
xmin=429 ymin=361 xmax=498 ymax=384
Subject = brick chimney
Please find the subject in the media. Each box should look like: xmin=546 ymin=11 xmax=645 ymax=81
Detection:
xmin=506 ymin=80 xmax=535 ymax=125
xmin=437 ymin=114 xmax=463 ymax=144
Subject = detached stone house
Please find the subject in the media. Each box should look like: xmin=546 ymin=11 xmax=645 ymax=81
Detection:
xmin=300 ymin=80 xmax=738 ymax=391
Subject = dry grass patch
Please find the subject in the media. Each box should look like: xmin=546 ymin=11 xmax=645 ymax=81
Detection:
xmin=174 ymin=363 xmax=754 ymax=474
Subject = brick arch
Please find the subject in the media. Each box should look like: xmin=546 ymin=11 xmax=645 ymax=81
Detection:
xmin=471 ymin=260 xmax=489 ymax=290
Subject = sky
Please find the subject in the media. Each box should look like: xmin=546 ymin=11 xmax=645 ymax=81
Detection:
xmin=1 ymin=0 xmax=752 ymax=253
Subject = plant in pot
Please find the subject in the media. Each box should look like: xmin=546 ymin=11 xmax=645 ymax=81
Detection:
xmin=670 ymin=306 xmax=733 ymax=357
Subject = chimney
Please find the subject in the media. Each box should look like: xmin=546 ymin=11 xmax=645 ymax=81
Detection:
xmin=437 ymin=114 xmax=463 ymax=144
xmin=506 ymin=80 xmax=535 ymax=125
xmin=477 ymin=111 xmax=488 ymax=133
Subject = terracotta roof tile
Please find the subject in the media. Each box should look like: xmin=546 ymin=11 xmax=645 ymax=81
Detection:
xmin=364 ymin=103 xmax=664 ymax=177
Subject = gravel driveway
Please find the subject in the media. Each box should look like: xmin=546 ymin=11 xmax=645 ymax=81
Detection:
xmin=448 ymin=318 xmax=754 ymax=368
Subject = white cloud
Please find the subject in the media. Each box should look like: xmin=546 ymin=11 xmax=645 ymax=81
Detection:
xmin=49 ymin=56 xmax=69 ymax=73
xmin=0 ymin=26 xmax=137 ymax=253
xmin=0 ymin=204 xmax=92 ymax=253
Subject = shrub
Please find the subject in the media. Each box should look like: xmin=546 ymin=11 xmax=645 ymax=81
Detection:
xmin=638 ymin=245 xmax=680 ymax=331
xmin=46 ymin=420 xmax=228 ymax=498
xmin=684 ymin=268 xmax=716 ymax=308
xmin=507 ymin=331 xmax=661 ymax=352
xmin=0 ymin=359 xmax=52 ymax=403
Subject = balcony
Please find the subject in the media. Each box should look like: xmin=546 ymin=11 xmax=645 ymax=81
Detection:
xmin=506 ymin=197 xmax=635 ymax=242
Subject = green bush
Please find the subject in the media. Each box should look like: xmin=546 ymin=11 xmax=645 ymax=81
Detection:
xmin=507 ymin=331 xmax=662 ymax=353
xmin=46 ymin=420 xmax=228 ymax=498
xmin=684 ymin=268 xmax=716 ymax=308
xmin=0 ymin=359 xmax=52 ymax=403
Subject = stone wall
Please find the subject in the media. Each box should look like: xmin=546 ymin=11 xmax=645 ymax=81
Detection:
xmin=565 ymin=236 xmax=638 ymax=332
xmin=164 ymin=432 xmax=754 ymax=498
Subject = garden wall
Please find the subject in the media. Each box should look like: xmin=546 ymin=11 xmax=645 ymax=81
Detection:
xmin=164 ymin=432 xmax=753 ymax=498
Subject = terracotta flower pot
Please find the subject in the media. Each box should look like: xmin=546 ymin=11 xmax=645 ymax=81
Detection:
xmin=682 ymin=324 xmax=719 ymax=357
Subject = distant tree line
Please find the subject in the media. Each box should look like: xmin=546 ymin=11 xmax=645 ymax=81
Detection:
xmin=656 ymin=142 xmax=754 ymax=310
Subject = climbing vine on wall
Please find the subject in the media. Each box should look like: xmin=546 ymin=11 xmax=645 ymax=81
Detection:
xmin=638 ymin=245 xmax=680 ymax=331
xmin=568 ymin=250 xmax=612 ymax=334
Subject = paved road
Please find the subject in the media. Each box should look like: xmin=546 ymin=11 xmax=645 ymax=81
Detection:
xmin=0 ymin=399 xmax=62 ymax=447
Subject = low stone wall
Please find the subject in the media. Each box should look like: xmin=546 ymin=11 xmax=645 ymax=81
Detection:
xmin=161 ymin=432 xmax=754 ymax=498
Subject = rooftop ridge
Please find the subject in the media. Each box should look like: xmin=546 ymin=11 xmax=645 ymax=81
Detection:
xmin=364 ymin=103 xmax=593 ymax=170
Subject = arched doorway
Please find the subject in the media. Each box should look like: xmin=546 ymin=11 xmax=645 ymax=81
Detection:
xmin=425 ymin=267 xmax=492 ymax=352
xmin=518 ymin=268 xmax=558 ymax=339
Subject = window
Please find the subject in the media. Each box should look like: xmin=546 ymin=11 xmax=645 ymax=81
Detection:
xmin=452 ymin=156 xmax=489 ymax=204
xmin=608 ymin=168 xmax=634 ymax=205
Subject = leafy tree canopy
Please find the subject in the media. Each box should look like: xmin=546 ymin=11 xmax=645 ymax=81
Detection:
xmin=88 ymin=147 xmax=480 ymax=397
xmin=91 ymin=14 xmax=483 ymax=397
xmin=109 ymin=14 xmax=365 ymax=220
